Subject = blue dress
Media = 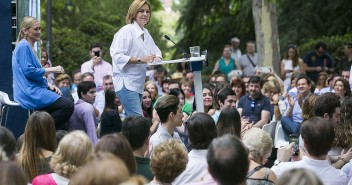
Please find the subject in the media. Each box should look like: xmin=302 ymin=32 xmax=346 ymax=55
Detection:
xmin=12 ymin=39 xmax=60 ymax=110
xmin=219 ymin=57 xmax=236 ymax=76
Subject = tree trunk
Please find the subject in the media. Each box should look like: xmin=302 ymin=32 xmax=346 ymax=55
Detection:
xmin=252 ymin=0 xmax=281 ymax=74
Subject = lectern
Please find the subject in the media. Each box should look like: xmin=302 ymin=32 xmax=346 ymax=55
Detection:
xmin=149 ymin=56 xmax=206 ymax=112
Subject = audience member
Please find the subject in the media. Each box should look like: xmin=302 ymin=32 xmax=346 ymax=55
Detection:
xmin=262 ymin=80 xmax=281 ymax=120
xmin=145 ymin=80 xmax=159 ymax=106
xmin=153 ymin=67 xmax=168 ymax=95
xmin=197 ymin=84 xmax=216 ymax=115
xmin=230 ymin=37 xmax=242 ymax=61
xmin=242 ymin=128 xmax=276 ymax=185
xmin=338 ymin=42 xmax=352 ymax=75
xmin=231 ymin=78 xmax=246 ymax=101
xmin=149 ymin=139 xmax=187 ymax=185
xmin=303 ymin=42 xmax=334 ymax=83
xmin=81 ymin=72 xmax=94 ymax=82
xmin=341 ymin=66 xmax=351 ymax=81
xmin=238 ymin=41 xmax=258 ymax=77
xmin=0 ymin=126 xmax=16 ymax=161
xmin=333 ymin=78 xmax=351 ymax=97
xmin=314 ymin=72 xmax=328 ymax=94
xmin=320 ymin=74 xmax=342 ymax=94
xmin=237 ymin=76 xmax=271 ymax=128
xmin=40 ymin=48 xmax=55 ymax=85
xmin=280 ymin=45 xmax=305 ymax=92
xmin=301 ymin=93 xmax=318 ymax=121
xmin=275 ymin=169 xmax=323 ymax=185
xmin=150 ymin=95 xmax=185 ymax=154
xmin=71 ymin=69 xmax=82 ymax=102
xmin=281 ymin=74 xmax=311 ymax=138
xmin=212 ymin=87 xmax=236 ymax=123
xmin=212 ymin=45 xmax=240 ymax=77
xmin=32 ymin=131 xmax=94 ymax=185
xmin=81 ymin=43 xmax=113 ymax=92
xmin=217 ymin=108 xmax=242 ymax=138
xmin=272 ymin=117 xmax=346 ymax=185
xmin=18 ymin=111 xmax=57 ymax=180
xmin=94 ymin=75 xmax=115 ymax=118
xmin=180 ymin=78 xmax=194 ymax=105
xmin=142 ymin=89 xmax=153 ymax=118
xmin=122 ymin=116 xmax=153 ymax=181
xmin=0 ymin=161 xmax=28 ymax=185
xmin=100 ymin=89 xmax=122 ymax=137
xmin=173 ymin=113 xmax=217 ymax=185
xmin=68 ymin=81 xmax=98 ymax=145
xmin=95 ymin=133 xmax=137 ymax=175
xmin=168 ymin=79 xmax=181 ymax=90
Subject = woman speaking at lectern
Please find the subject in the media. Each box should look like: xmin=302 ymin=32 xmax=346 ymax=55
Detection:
xmin=110 ymin=0 xmax=162 ymax=116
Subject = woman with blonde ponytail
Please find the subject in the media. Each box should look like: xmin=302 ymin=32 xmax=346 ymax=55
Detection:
xmin=12 ymin=16 xmax=74 ymax=131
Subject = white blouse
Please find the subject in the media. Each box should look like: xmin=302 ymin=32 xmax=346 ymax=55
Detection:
xmin=110 ymin=21 xmax=162 ymax=94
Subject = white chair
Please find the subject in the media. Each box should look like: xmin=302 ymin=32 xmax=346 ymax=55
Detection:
xmin=0 ymin=91 xmax=31 ymax=127
xmin=262 ymin=121 xmax=277 ymax=142
xmin=274 ymin=121 xmax=289 ymax=148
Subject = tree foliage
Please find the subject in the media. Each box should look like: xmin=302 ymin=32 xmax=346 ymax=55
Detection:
xmin=40 ymin=0 xmax=165 ymax=74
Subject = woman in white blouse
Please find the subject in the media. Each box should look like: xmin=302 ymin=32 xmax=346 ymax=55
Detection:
xmin=280 ymin=45 xmax=305 ymax=93
xmin=110 ymin=0 xmax=162 ymax=116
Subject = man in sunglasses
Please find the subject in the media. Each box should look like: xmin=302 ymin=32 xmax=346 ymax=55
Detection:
xmin=303 ymin=42 xmax=334 ymax=83
xmin=237 ymin=76 xmax=271 ymax=128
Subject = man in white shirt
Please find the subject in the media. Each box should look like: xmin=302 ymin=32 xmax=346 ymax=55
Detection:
xmin=150 ymin=95 xmax=185 ymax=154
xmin=173 ymin=113 xmax=217 ymax=185
xmin=81 ymin=43 xmax=113 ymax=92
xmin=230 ymin=37 xmax=242 ymax=61
xmin=94 ymin=75 xmax=114 ymax=119
xmin=238 ymin=41 xmax=258 ymax=77
xmin=272 ymin=117 xmax=346 ymax=185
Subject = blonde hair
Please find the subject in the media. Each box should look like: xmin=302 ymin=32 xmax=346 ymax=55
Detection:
xmin=16 ymin=16 xmax=39 ymax=43
xmin=50 ymin=131 xmax=93 ymax=178
xmin=126 ymin=0 xmax=152 ymax=24
xmin=276 ymin=168 xmax=323 ymax=185
xmin=150 ymin=139 xmax=188 ymax=183
xmin=55 ymin=74 xmax=72 ymax=87
xmin=242 ymin=128 xmax=272 ymax=161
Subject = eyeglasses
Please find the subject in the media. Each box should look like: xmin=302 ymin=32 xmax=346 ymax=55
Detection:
xmin=250 ymin=101 xmax=255 ymax=111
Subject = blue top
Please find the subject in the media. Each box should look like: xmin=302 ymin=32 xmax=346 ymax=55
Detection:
xmin=237 ymin=94 xmax=271 ymax=123
xmin=218 ymin=57 xmax=235 ymax=76
xmin=12 ymin=39 xmax=60 ymax=110
xmin=303 ymin=50 xmax=334 ymax=83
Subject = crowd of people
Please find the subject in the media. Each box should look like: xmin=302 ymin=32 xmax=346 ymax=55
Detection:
xmin=2 ymin=0 xmax=352 ymax=184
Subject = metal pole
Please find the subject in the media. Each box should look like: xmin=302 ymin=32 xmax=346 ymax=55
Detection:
xmin=46 ymin=0 xmax=52 ymax=61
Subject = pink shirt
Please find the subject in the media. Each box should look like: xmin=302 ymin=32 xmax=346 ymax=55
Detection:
xmin=81 ymin=59 xmax=112 ymax=92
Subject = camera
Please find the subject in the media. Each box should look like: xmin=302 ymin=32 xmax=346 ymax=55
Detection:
xmin=289 ymin=134 xmax=299 ymax=157
xmin=94 ymin=51 xmax=100 ymax=57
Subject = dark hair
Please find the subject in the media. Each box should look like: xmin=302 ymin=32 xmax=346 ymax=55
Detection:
xmin=285 ymin=45 xmax=300 ymax=67
xmin=334 ymin=78 xmax=351 ymax=97
xmin=90 ymin=43 xmax=102 ymax=51
xmin=95 ymin=133 xmax=136 ymax=174
xmin=169 ymin=88 xmax=186 ymax=101
xmin=103 ymin=75 xmax=112 ymax=81
xmin=300 ymin=117 xmax=334 ymax=157
xmin=122 ymin=116 xmax=151 ymax=150
xmin=314 ymin=42 xmax=328 ymax=51
xmin=0 ymin=126 xmax=16 ymax=161
xmin=314 ymin=92 xmax=340 ymax=118
xmin=142 ymin=89 xmax=153 ymax=118
xmin=207 ymin=135 xmax=249 ymax=185
xmin=161 ymin=79 xmax=170 ymax=93
xmin=248 ymin=76 xmax=263 ymax=87
xmin=155 ymin=66 xmax=168 ymax=76
xmin=296 ymin=73 xmax=311 ymax=86
xmin=188 ymin=113 xmax=217 ymax=149
xmin=230 ymin=78 xmax=245 ymax=98
xmin=78 ymin=81 xmax=96 ymax=99
xmin=81 ymin=72 xmax=94 ymax=81
xmin=104 ymin=89 xmax=117 ymax=111
xmin=55 ymin=130 xmax=68 ymax=144
xmin=155 ymin=95 xmax=179 ymax=123
xmin=217 ymin=108 xmax=241 ymax=138
xmin=217 ymin=87 xmax=236 ymax=105
xmin=168 ymin=80 xmax=180 ymax=89
xmin=72 ymin=68 xmax=81 ymax=77
xmin=0 ymin=161 xmax=28 ymax=185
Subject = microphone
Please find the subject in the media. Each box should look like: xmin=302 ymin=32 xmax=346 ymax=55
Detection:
xmin=164 ymin=35 xmax=188 ymax=58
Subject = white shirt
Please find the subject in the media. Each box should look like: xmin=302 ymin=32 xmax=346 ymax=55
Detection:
xmin=173 ymin=149 xmax=209 ymax=185
xmin=94 ymin=90 xmax=105 ymax=119
xmin=52 ymin=173 xmax=70 ymax=185
xmin=150 ymin=124 xmax=183 ymax=154
xmin=271 ymin=156 xmax=347 ymax=185
xmin=231 ymin=48 xmax=242 ymax=61
xmin=110 ymin=21 xmax=162 ymax=94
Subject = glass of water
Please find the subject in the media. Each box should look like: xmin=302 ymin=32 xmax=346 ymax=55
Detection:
xmin=189 ymin=46 xmax=200 ymax=58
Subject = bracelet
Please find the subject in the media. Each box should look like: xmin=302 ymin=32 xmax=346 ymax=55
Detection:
xmin=338 ymin=156 xmax=348 ymax=164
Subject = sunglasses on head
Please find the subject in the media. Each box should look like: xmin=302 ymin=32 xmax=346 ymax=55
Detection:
xmin=250 ymin=101 xmax=255 ymax=111
xmin=288 ymin=44 xmax=297 ymax=49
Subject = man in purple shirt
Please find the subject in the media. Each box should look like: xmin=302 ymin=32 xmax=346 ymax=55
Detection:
xmin=68 ymin=81 xmax=98 ymax=145
xmin=81 ymin=43 xmax=113 ymax=92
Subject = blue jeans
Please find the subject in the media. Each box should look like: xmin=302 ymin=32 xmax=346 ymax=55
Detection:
xmin=281 ymin=116 xmax=301 ymax=141
xmin=116 ymin=85 xmax=143 ymax=117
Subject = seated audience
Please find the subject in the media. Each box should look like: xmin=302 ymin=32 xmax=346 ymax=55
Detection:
xmin=0 ymin=126 xmax=16 ymax=162
xmin=230 ymin=78 xmax=246 ymax=102
xmin=18 ymin=111 xmax=57 ymax=181
xmin=173 ymin=113 xmax=217 ymax=185
xmin=212 ymin=87 xmax=236 ymax=123
xmin=0 ymin=161 xmax=28 ymax=185
xmin=142 ymin=89 xmax=153 ymax=118
xmin=271 ymin=117 xmax=346 ymax=185
xmin=100 ymin=89 xmax=122 ymax=137
xmin=95 ymin=133 xmax=136 ymax=175
xmin=32 ymin=131 xmax=94 ymax=185
xmin=216 ymin=108 xmax=242 ymax=138
xmin=242 ymin=128 xmax=276 ymax=184
xmin=94 ymin=75 xmax=115 ymax=118
xmin=333 ymin=78 xmax=351 ymax=98
xmin=276 ymin=169 xmax=323 ymax=185
xmin=122 ymin=116 xmax=153 ymax=181
xmin=149 ymin=139 xmax=187 ymax=185
xmin=68 ymin=81 xmax=98 ymax=145
xmin=301 ymin=93 xmax=318 ymax=121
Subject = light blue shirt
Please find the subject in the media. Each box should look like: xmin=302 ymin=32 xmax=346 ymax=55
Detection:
xmin=12 ymin=39 xmax=60 ymax=110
